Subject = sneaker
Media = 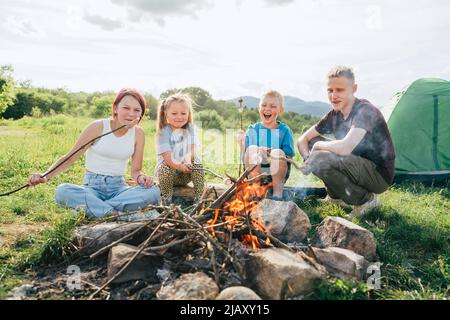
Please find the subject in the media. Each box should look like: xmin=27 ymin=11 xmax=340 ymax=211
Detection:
xmin=318 ymin=196 xmax=352 ymax=209
xmin=349 ymin=193 xmax=381 ymax=218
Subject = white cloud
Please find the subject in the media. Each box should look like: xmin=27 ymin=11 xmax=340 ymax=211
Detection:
xmin=4 ymin=16 xmax=43 ymax=37
xmin=261 ymin=0 xmax=295 ymax=7
xmin=66 ymin=6 xmax=83 ymax=30
xmin=110 ymin=0 xmax=214 ymax=24
xmin=83 ymin=11 xmax=124 ymax=31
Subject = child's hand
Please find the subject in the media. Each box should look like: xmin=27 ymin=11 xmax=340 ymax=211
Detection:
xmin=28 ymin=173 xmax=48 ymax=187
xmin=300 ymin=163 xmax=312 ymax=175
xmin=249 ymin=151 xmax=263 ymax=165
xmin=125 ymin=117 xmax=140 ymax=129
xmin=178 ymin=163 xmax=192 ymax=174
xmin=137 ymin=174 xmax=154 ymax=188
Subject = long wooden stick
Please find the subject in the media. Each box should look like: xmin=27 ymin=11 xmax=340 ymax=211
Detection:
xmin=263 ymin=149 xmax=303 ymax=170
xmin=1 ymin=125 xmax=127 ymax=197
xmin=207 ymin=241 xmax=220 ymax=286
xmin=238 ymin=97 xmax=244 ymax=177
xmin=209 ymin=164 xmax=258 ymax=210
xmin=142 ymin=235 xmax=195 ymax=253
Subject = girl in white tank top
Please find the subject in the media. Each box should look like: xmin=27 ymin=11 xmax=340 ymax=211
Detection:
xmin=85 ymin=118 xmax=135 ymax=176
xmin=27 ymin=88 xmax=161 ymax=220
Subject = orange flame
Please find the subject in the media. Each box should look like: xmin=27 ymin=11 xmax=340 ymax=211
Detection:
xmin=208 ymin=180 xmax=272 ymax=249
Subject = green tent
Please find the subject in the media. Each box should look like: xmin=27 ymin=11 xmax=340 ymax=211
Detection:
xmin=382 ymin=78 xmax=450 ymax=184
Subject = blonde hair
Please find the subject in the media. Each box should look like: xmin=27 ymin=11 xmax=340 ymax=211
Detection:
xmin=260 ymin=89 xmax=284 ymax=113
xmin=327 ymin=65 xmax=355 ymax=83
xmin=156 ymin=92 xmax=194 ymax=134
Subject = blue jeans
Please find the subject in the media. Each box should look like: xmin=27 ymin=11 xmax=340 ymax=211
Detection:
xmin=55 ymin=172 xmax=161 ymax=218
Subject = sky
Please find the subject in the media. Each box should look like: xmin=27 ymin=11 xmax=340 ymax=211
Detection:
xmin=1 ymin=0 xmax=449 ymax=107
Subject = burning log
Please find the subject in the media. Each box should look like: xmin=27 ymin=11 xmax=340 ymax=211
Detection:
xmin=207 ymin=165 xmax=259 ymax=210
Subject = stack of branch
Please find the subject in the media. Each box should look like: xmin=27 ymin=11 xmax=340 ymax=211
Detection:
xmin=74 ymin=165 xmax=292 ymax=300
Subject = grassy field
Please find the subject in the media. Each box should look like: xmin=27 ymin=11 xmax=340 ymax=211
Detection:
xmin=0 ymin=115 xmax=449 ymax=300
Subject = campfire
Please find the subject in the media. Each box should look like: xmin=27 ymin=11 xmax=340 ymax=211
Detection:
xmin=16 ymin=162 xmax=379 ymax=301
xmin=207 ymin=180 xmax=273 ymax=250
xmin=29 ymin=164 xmax=365 ymax=300
xmin=53 ymin=164 xmax=288 ymax=300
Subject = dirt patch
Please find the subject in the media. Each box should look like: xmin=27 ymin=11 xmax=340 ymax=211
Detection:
xmin=0 ymin=222 xmax=48 ymax=248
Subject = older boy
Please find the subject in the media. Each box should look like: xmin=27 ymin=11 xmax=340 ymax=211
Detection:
xmin=297 ymin=66 xmax=395 ymax=217
xmin=242 ymin=90 xmax=295 ymax=200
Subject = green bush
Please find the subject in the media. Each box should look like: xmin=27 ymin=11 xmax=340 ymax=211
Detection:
xmin=196 ymin=109 xmax=225 ymax=131
xmin=31 ymin=107 xmax=42 ymax=118
xmin=2 ymin=89 xmax=67 ymax=119
xmin=0 ymin=65 xmax=15 ymax=115
xmin=91 ymin=95 xmax=115 ymax=118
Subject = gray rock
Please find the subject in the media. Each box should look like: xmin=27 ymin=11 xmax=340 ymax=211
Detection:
xmin=74 ymin=222 xmax=152 ymax=255
xmin=245 ymin=248 xmax=326 ymax=299
xmin=157 ymin=272 xmax=219 ymax=300
xmin=257 ymin=199 xmax=311 ymax=243
xmin=312 ymin=247 xmax=369 ymax=280
xmin=216 ymin=286 xmax=262 ymax=300
xmin=107 ymin=243 xmax=163 ymax=284
xmin=312 ymin=216 xmax=377 ymax=261
xmin=7 ymin=284 xmax=36 ymax=300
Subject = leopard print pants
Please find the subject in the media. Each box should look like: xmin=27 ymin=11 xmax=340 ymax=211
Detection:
xmin=156 ymin=162 xmax=205 ymax=204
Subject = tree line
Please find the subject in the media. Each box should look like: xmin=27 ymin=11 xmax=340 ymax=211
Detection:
xmin=0 ymin=65 xmax=317 ymax=133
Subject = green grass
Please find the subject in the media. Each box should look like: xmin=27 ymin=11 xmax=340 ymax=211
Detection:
xmin=297 ymin=183 xmax=449 ymax=300
xmin=0 ymin=115 xmax=449 ymax=300
xmin=307 ymin=277 xmax=372 ymax=300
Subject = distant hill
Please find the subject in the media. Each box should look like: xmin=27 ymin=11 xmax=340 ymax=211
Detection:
xmin=228 ymin=96 xmax=330 ymax=117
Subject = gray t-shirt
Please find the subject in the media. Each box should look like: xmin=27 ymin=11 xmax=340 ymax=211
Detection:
xmin=155 ymin=124 xmax=199 ymax=175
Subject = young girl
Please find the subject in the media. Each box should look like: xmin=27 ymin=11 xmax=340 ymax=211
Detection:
xmin=28 ymin=88 xmax=161 ymax=220
xmin=155 ymin=93 xmax=205 ymax=204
